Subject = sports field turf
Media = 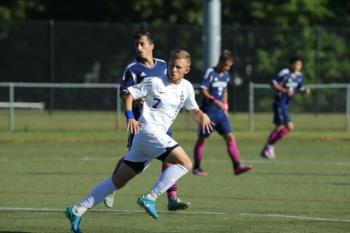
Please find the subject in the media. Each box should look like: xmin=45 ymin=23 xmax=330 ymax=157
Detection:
xmin=0 ymin=112 xmax=349 ymax=232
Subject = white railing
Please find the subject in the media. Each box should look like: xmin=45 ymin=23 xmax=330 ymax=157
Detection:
xmin=0 ymin=82 xmax=201 ymax=131
xmin=0 ymin=82 xmax=120 ymax=131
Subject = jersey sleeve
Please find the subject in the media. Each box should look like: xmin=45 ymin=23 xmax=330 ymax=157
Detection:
xmin=297 ymin=77 xmax=306 ymax=91
xmin=120 ymin=68 xmax=136 ymax=96
xmin=127 ymin=78 xmax=153 ymax=100
xmin=200 ymin=69 xmax=212 ymax=90
xmin=184 ymin=82 xmax=199 ymax=111
xmin=272 ymin=68 xmax=288 ymax=84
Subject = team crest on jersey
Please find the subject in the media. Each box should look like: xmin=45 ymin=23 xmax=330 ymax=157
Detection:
xmin=286 ymin=78 xmax=298 ymax=88
xmin=212 ymin=81 xmax=227 ymax=88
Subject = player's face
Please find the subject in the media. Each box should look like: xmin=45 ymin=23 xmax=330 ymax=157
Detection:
xmin=222 ymin=60 xmax=233 ymax=72
xmin=135 ymin=36 xmax=154 ymax=60
xmin=292 ymin=60 xmax=303 ymax=72
xmin=167 ymin=58 xmax=190 ymax=84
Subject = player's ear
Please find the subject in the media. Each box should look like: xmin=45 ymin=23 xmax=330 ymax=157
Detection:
xmin=184 ymin=67 xmax=190 ymax=74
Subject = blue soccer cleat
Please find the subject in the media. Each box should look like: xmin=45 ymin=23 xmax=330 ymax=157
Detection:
xmin=137 ymin=195 xmax=159 ymax=219
xmin=65 ymin=206 xmax=82 ymax=233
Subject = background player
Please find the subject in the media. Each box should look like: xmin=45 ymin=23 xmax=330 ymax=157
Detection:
xmin=104 ymin=31 xmax=190 ymax=211
xmin=260 ymin=56 xmax=311 ymax=159
xmin=192 ymin=50 xmax=253 ymax=176
xmin=66 ymin=49 xmax=213 ymax=232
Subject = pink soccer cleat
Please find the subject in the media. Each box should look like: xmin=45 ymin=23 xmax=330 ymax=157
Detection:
xmin=234 ymin=165 xmax=253 ymax=175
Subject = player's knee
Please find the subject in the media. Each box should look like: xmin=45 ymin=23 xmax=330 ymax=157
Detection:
xmin=287 ymin=124 xmax=294 ymax=131
xmin=112 ymin=175 xmax=126 ymax=189
xmin=197 ymin=136 xmax=207 ymax=144
xmin=223 ymin=133 xmax=234 ymax=142
xmin=179 ymin=157 xmax=192 ymax=171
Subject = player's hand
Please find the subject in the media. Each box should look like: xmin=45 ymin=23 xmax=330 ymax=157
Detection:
xmin=287 ymin=87 xmax=294 ymax=97
xmin=214 ymin=99 xmax=227 ymax=111
xmin=200 ymin=113 xmax=214 ymax=134
xmin=224 ymin=103 xmax=229 ymax=113
xmin=305 ymin=87 xmax=311 ymax=94
xmin=126 ymin=119 xmax=141 ymax=134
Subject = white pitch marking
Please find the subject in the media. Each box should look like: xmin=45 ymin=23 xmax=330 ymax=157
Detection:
xmin=0 ymin=207 xmax=349 ymax=223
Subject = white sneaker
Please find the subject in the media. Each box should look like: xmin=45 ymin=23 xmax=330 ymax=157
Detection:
xmin=260 ymin=145 xmax=276 ymax=159
xmin=267 ymin=145 xmax=276 ymax=159
xmin=104 ymin=191 xmax=116 ymax=208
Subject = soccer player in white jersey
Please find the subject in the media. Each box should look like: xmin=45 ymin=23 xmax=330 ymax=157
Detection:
xmin=104 ymin=31 xmax=190 ymax=211
xmin=65 ymin=49 xmax=213 ymax=232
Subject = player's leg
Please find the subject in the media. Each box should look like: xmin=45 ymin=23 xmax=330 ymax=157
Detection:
xmin=221 ymin=131 xmax=253 ymax=175
xmin=261 ymin=106 xmax=292 ymax=158
xmin=193 ymin=136 xmax=209 ymax=176
xmin=139 ymin=145 xmax=191 ymax=219
xmin=162 ymin=162 xmax=191 ymax=211
xmin=66 ymin=162 xmax=137 ymax=232
xmin=162 ymin=128 xmax=190 ymax=210
xmin=104 ymin=132 xmax=135 ymax=208
xmin=104 ymin=156 xmax=125 ymax=208
xmin=261 ymin=104 xmax=283 ymax=158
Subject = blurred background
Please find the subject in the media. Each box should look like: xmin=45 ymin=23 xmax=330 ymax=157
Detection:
xmin=0 ymin=0 xmax=350 ymax=131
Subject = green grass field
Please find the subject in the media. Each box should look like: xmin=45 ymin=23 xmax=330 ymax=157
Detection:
xmin=0 ymin=111 xmax=349 ymax=232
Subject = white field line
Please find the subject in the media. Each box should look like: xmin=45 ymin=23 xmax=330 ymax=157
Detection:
xmin=0 ymin=156 xmax=350 ymax=166
xmin=0 ymin=207 xmax=349 ymax=223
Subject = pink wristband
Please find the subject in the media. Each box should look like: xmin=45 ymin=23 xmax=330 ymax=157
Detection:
xmin=224 ymin=103 xmax=229 ymax=111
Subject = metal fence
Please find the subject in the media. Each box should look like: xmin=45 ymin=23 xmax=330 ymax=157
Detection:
xmin=0 ymin=82 xmax=202 ymax=131
xmin=1 ymin=21 xmax=350 ymax=114
xmin=1 ymin=82 xmax=350 ymax=132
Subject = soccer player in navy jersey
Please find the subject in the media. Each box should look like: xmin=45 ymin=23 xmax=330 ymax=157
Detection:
xmin=192 ymin=50 xmax=253 ymax=176
xmin=104 ymin=31 xmax=190 ymax=211
xmin=260 ymin=56 xmax=310 ymax=159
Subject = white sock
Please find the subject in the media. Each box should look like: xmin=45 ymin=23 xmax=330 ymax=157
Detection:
xmin=73 ymin=178 xmax=116 ymax=216
xmin=145 ymin=164 xmax=188 ymax=200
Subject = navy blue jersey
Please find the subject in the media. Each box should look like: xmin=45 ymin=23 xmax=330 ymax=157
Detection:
xmin=120 ymin=58 xmax=167 ymax=119
xmin=272 ymin=68 xmax=305 ymax=106
xmin=200 ymin=67 xmax=230 ymax=113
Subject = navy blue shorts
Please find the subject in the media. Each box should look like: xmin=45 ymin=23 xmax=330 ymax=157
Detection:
xmin=273 ymin=103 xmax=291 ymax=126
xmin=199 ymin=110 xmax=232 ymax=137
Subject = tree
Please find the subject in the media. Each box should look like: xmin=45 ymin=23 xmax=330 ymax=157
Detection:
xmin=0 ymin=0 xmax=44 ymax=22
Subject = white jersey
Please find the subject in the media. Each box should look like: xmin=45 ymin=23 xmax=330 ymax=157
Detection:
xmin=127 ymin=75 xmax=198 ymax=134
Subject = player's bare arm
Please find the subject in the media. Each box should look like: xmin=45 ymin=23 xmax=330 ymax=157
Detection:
xmin=304 ymin=87 xmax=311 ymax=94
xmin=190 ymin=108 xmax=213 ymax=133
xmin=124 ymin=92 xmax=140 ymax=134
xmin=223 ymin=91 xmax=229 ymax=112
xmin=201 ymin=89 xmax=226 ymax=110
xmin=272 ymin=82 xmax=293 ymax=96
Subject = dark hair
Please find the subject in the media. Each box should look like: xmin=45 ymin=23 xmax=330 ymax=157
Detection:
xmin=134 ymin=31 xmax=154 ymax=44
xmin=289 ymin=56 xmax=303 ymax=64
xmin=218 ymin=49 xmax=234 ymax=65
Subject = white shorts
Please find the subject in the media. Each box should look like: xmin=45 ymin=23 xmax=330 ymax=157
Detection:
xmin=124 ymin=130 xmax=178 ymax=163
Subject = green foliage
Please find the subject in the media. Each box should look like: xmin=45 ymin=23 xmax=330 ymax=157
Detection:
xmin=0 ymin=0 xmax=44 ymax=21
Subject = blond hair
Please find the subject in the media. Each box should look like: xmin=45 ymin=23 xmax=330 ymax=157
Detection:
xmin=170 ymin=49 xmax=191 ymax=66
